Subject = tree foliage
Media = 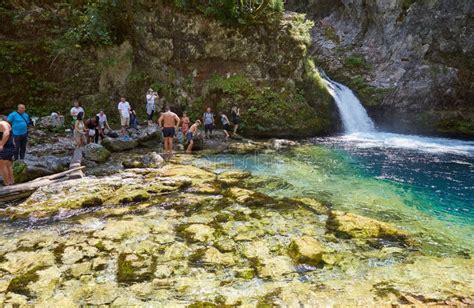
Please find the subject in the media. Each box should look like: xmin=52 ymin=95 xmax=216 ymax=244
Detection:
xmin=172 ymin=0 xmax=284 ymax=25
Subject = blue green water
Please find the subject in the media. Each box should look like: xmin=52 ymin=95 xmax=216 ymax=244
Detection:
xmin=202 ymin=134 xmax=474 ymax=256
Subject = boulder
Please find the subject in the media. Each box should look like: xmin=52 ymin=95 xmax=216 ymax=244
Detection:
xmin=101 ymin=137 xmax=138 ymax=152
xmin=131 ymin=125 xmax=163 ymax=148
xmin=288 ymin=236 xmax=327 ymax=265
xmin=13 ymin=155 xmax=70 ymax=183
xmin=83 ymin=143 xmax=111 ymax=163
xmin=122 ymin=152 xmax=164 ymax=169
xmin=326 ymin=211 xmax=409 ymax=242
xmin=270 ymin=139 xmax=298 ymax=150
xmin=36 ymin=114 xmax=65 ymax=128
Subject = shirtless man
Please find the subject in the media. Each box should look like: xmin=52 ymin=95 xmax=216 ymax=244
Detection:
xmin=186 ymin=120 xmax=201 ymax=154
xmin=0 ymin=120 xmax=15 ymax=186
xmin=158 ymin=106 xmax=180 ymax=156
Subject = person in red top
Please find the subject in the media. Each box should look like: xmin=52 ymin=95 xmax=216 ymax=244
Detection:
xmin=181 ymin=112 xmax=190 ymax=136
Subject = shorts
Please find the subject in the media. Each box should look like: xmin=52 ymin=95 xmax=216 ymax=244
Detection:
xmin=204 ymin=124 xmax=213 ymax=133
xmin=162 ymin=127 xmax=175 ymax=138
xmin=121 ymin=116 xmax=130 ymax=127
xmin=88 ymin=129 xmax=96 ymax=136
xmin=0 ymin=146 xmax=15 ymax=161
xmin=186 ymin=132 xmax=193 ymax=142
xmin=223 ymin=124 xmax=231 ymax=132
xmin=233 ymin=118 xmax=240 ymax=125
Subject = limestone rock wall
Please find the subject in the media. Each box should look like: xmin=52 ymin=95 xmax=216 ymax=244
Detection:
xmin=288 ymin=0 xmax=474 ymax=138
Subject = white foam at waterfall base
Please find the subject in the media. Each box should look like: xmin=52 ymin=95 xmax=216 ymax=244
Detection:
xmin=321 ymin=73 xmax=474 ymax=156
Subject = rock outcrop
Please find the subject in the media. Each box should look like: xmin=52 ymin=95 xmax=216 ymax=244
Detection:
xmin=288 ymin=0 xmax=474 ymax=137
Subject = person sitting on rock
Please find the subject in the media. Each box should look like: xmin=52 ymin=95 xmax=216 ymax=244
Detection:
xmin=158 ymin=106 xmax=180 ymax=157
xmin=220 ymin=112 xmax=231 ymax=139
xmin=186 ymin=120 xmax=201 ymax=154
xmin=202 ymin=107 xmax=214 ymax=139
xmin=0 ymin=119 xmax=15 ymax=186
xmin=96 ymin=110 xmax=111 ymax=142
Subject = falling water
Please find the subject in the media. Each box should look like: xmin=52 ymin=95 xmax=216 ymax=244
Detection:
xmin=321 ymin=73 xmax=375 ymax=133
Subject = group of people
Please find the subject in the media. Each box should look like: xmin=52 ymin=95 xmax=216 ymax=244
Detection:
xmin=158 ymin=104 xmax=241 ymax=156
xmin=0 ymin=104 xmax=32 ymax=186
xmin=0 ymin=88 xmax=242 ymax=185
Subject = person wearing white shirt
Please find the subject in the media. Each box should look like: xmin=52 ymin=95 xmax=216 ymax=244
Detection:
xmin=71 ymin=100 xmax=84 ymax=125
xmin=118 ymin=96 xmax=131 ymax=136
xmin=146 ymin=88 xmax=158 ymax=125
xmin=96 ymin=110 xmax=111 ymax=141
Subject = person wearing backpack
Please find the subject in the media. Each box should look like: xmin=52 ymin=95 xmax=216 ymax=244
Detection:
xmin=7 ymin=104 xmax=32 ymax=161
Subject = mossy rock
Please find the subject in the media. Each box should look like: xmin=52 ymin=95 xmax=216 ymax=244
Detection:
xmin=117 ymin=253 xmax=156 ymax=284
xmin=6 ymin=266 xmax=47 ymax=297
xmin=225 ymin=187 xmax=273 ymax=206
xmin=288 ymin=236 xmax=327 ymax=265
xmin=104 ymin=186 xmax=150 ymax=205
xmin=326 ymin=211 xmax=409 ymax=243
xmin=217 ymin=170 xmax=252 ymax=186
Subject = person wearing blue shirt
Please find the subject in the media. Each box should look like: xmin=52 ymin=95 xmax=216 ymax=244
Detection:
xmin=7 ymin=104 xmax=31 ymax=160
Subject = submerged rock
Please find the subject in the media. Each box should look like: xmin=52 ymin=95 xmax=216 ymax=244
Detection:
xmin=288 ymin=236 xmax=327 ymax=265
xmin=183 ymin=224 xmax=215 ymax=243
xmin=326 ymin=211 xmax=409 ymax=242
xmin=202 ymin=247 xmax=235 ymax=266
xmin=217 ymin=170 xmax=252 ymax=186
xmin=257 ymin=256 xmax=294 ymax=279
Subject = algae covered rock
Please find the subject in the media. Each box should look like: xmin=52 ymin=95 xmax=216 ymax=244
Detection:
xmin=257 ymin=256 xmax=294 ymax=279
xmin=202 ymin=247 xmax=235 ymax=266
xmin=218 ymin=170 xmax=252 ymax=186
xmin=83 ymin=143 xmax=111 ymax=163
xmin=117 ymin=253 xmax=156 ymax=284
xmin=288 ymin=236 xmax=327 ymax=265
xmin=225 ymin=187 xmax=272 ymax=205
xmin=183 ymin=224 xmax=215 ymax=243
xmin=326 ymin=211 xmax=409 ymax=241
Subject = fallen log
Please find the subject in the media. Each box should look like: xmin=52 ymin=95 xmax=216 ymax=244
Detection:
xmin=0 ymin=166 xmax=85 ymax=203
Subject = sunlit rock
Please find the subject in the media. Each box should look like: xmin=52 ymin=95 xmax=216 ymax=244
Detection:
xmin=183 ymin=224 xmax=215 ymax=243
xmin=203 ymin=247 xmax=235 ymax=266
xmin=257 ymin=256 xmax=294 ymax=279
xmin=326 ymin=211 xmax=409 ymax=242
xmin=288 ymin=236 xmax=327 ymax=265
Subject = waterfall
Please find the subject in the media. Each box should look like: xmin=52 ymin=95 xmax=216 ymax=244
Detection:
xmin=321 ymin=72 xmax=375 ymax=134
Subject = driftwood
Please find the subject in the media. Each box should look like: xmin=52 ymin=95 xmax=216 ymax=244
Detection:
xmin=0 ymin=166 xmax=85 ymax=202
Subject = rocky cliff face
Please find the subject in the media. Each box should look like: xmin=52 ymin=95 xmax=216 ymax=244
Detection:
xmin=0 ymin=1 xmax=337 ymax=137
xmin=288 ymin=0 xmax=473 ymax=138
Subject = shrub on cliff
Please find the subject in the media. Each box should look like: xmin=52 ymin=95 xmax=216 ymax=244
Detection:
xmin=171 ymin=0 xmax=284 ymax=25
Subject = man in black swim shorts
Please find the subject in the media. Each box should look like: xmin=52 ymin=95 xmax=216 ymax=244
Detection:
xmin=158 ymin=106 xmax=180 ymax=156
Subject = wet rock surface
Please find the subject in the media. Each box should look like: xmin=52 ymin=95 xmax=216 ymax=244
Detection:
xmin=0 ymin=152 xmax=472 ymax=306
